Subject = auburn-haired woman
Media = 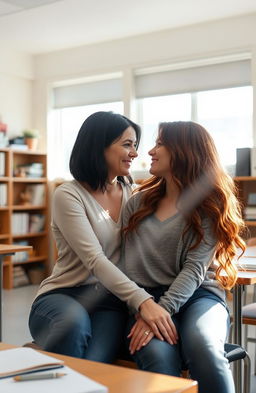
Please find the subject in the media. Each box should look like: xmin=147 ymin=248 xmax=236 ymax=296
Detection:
xmin=122 ymin=121 xmax=245 ymax=393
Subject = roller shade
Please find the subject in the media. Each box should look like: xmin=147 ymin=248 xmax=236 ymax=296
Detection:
xmin=53 ymin=78 xmax=122 ymax=109
xmin=135 ymin=60 xmax=251 ymax=98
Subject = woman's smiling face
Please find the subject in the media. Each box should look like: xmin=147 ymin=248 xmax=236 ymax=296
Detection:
xmin=148 ymin=134 xmax=171 ymax=178
xmin=104 ymin=126 xmax=138 ymax=179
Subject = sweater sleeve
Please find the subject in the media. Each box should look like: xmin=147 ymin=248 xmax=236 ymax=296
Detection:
xmin=158 ymin=218 xmax=217 ymax=315
xmin=53 ymin=185 xmax=151 ymax=310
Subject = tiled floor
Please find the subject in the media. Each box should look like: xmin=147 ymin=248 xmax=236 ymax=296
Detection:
xmin=2 ymin=284 xmax=256 ymax=392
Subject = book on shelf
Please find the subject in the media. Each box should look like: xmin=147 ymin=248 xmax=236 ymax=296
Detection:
xmin=0 ymin=183 xmax=7 ymax=206
xmin=11 ymin=212 xmax=30 ymax=234
xmin=29 ymin=214 xmax=45 ymax=232
xmin=244 ymin=206 xmax=256 ymax=220
xmin=9 ymin=144 xmax=28 ymax=151
xmin=12 ymin=213 xmax=45 ymax=234
xmin=14 ymin=163 xmax=44 ymax=178
xmin=21 ymin=184 xmax=45 ymax=206
xmin=12 ymin=240 xmax=29 ymax=263
xmin=248 ymin=193 xmax=256 ymax=206
xmin=0 ymin=152 xmax=5 ymax=176
xmin=251 ymin=147 xmax=256 ymax=177
xmin=13 ymin=266 xmax=30 ymax=287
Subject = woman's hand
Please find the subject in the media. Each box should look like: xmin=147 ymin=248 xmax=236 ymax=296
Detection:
xmin=127 ymin=316 xmax=154 ymax=354
xmin=139 ymin=298 xmax=178 ymax=345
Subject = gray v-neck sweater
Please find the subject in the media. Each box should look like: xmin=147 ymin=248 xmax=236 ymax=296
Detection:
xmin=120 ymin=192 xmax=225 ymax=316
xmin=35 ymin=180 xmax=151 ymax=310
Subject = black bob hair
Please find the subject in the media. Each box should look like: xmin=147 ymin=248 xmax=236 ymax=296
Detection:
xmin=69 ymin=111 xmax=141 ymax=190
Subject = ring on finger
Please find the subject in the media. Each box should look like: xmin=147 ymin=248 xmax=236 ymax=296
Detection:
xmin=144 ymin=330 xmax=151 ymax=336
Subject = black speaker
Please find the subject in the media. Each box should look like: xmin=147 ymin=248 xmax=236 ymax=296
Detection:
xmin=235 ymin=148 xmax=251 ymax=176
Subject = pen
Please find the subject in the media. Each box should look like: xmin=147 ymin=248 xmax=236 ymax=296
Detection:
xmin=13 ymin=372 xmax=66 ymax=382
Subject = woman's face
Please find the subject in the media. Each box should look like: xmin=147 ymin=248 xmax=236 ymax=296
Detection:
xmin=148 ymin=135 xmax=171 ymax=178
xmin=104 ymin=126 xmax=138 ymax=179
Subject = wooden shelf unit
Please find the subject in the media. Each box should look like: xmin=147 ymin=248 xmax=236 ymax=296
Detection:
xmin=0 ymin=148 xmax=49 ymax=289
xmin=234 ymin=176 xmax=256 ymax=238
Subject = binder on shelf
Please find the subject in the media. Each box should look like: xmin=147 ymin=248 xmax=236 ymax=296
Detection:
xmin=251 ymin=147 xmax=256 ymax=177
xmin=235 ymin=147 xmax=251 ymax=176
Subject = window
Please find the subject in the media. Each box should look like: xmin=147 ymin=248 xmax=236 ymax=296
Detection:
xmin=196 ymin=86 xmax=253 ymax=175
xmin=134 ymin=86 xmax=253 ymax=176
xmin=48 ymin=101 xmax=123 ymax=180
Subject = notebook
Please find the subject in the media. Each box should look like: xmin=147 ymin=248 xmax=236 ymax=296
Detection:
xmin=0 ymin=347 xmax=64 ymax=379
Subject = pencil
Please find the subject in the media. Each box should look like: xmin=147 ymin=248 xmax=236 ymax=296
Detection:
xmin=13 ymin=372 xmax=66 ymax=381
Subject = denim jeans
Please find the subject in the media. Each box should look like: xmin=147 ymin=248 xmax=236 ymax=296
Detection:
xmin=29 ymin=283 xmax=128 ymax=362
xmin=126 ymin=287 xmax=234 ymax=393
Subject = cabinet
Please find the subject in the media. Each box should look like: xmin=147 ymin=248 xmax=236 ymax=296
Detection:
xmin=234 ymin=176 xmax=256 ymax=238
xmin=0 ymin=148 xmax=49 ymax=289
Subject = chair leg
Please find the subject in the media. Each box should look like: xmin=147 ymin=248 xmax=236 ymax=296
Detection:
xmin=243 ymin=353 xmax=251 ymax=393
xmin=244 ymin=325 xmax=248 ymax=350
xmin=255 ymin=342 xmax=256 ymax=376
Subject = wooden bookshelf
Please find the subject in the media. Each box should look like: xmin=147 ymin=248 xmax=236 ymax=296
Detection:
xmin=0 ymin=148 xmax=49 ymax=289
xmin=234 ymin=176 xmax=256 ymax=239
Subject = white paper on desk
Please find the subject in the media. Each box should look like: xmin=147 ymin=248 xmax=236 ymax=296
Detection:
xmin=236 ymin=256 xmax=256 ymax=270
xmin=0 ymin=366 xmax=108 ymax=393
xmin=235 ymin=247 xmax=256 ymax=270
xmin=243 ymin=246 xmax=256 ymax=257
xmin=0 ymin=347 xmax=64 ymax=378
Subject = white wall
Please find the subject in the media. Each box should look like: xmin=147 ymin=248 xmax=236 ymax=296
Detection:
xmin=33 ymin=13 xmax=256 ymax=150
xmin=0 ymin=49 xmax=34 ymax=138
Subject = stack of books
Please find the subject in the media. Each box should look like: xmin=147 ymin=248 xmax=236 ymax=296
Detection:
xmin=12 ymin=241 xmax=29 ymax=263
xmin=12 ymin=213 xmax=45 ymax=234
xmin=13 ymin=266 xmax=30 ymax=287
xmin=14 ymin=163 xmax=44 ymax=178
xmin=21 ymin=184 xmax=45 ymax=206
xmin=244 ymin=206 xmax=256 ymax=220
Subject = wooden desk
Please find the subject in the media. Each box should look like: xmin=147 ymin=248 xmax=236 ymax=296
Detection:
xmin=0 ymin=343 xmax=197 ymax=393
xmin=0 ymin=245 xmax=32 ymax=341
xmin=233 ymin=269 xmax=256 ymax=392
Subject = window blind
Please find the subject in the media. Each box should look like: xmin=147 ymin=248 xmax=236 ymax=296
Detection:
xmin=135 ymin=60 xmax=251 ymax=98
xmin=53 ymin=78 xmax=122 ymax=109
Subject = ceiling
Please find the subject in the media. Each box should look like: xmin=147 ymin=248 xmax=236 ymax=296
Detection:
xmin=0 ymin=0 xmax=256 ymax=55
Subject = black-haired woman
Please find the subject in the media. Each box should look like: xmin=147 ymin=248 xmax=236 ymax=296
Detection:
xmin=28 ymin=111 xmax=177 ymax=362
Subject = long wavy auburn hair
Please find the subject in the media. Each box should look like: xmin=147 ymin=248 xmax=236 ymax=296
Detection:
xmin=125 ymin=121 xmax=246 ymax=289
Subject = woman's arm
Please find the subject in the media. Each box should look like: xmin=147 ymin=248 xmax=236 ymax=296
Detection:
xmin=53 ymin=185 xmax=151 ymax=310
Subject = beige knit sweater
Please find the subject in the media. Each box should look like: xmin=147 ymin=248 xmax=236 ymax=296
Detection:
xmin=35 ymin=180 xmax=151 ymax=310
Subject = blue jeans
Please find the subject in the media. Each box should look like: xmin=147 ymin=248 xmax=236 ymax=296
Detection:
xmin=29 ymin=283 xmax=128 ymax=362
xmin=126 ymin=287 xmax=234 ymax=393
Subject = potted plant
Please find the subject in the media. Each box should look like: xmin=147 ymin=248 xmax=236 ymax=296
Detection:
xmin=23 ymin=129 xmax=39 ymax=150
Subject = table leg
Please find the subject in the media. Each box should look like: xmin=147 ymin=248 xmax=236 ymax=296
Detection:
xmin=233 ymin=284 xmax=243 ymax=393
xmin=0 ymin=255 xmax=3 ymax=341
xmin=0 ymin=253 xmax=14 ymax=342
